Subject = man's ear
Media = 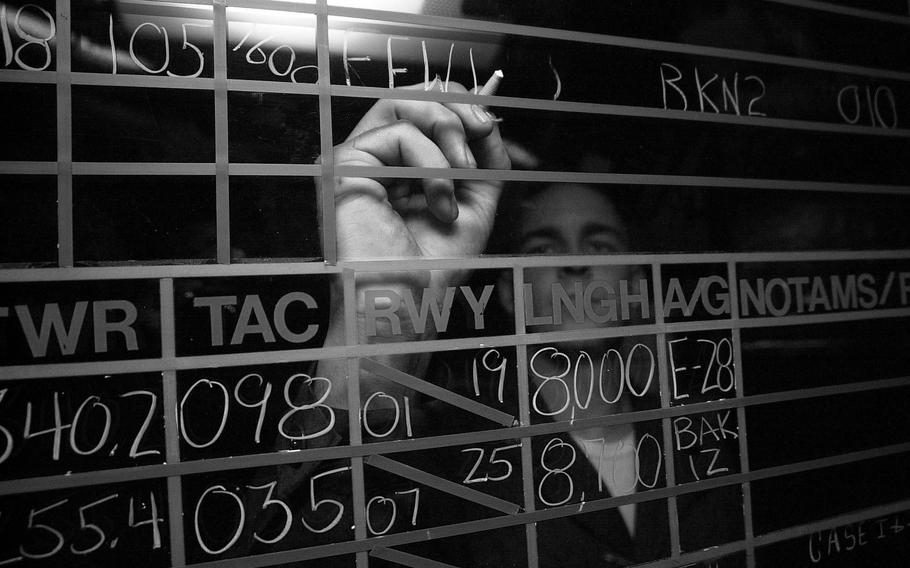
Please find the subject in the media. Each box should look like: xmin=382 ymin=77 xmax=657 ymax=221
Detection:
xmin=497 ymin=269 xmax=515 ymax=316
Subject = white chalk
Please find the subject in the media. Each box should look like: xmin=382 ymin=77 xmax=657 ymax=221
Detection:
xmin=478 ymin=69 xmax=504 ymax=96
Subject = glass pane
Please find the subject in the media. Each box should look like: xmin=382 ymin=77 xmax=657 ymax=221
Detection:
xmin=0 ymin=175 xmax=56 ymax=265
xmin=72 ymin=86 xmax=215 ymax=163
xmin=73 ymin=176 xmax=216 ymax=262
xmin=0 ymin=84 xmax=55 ymax=161
xmin=230 ymin=176 xmax=322 ymax=261
xmin=228 ymin=92 xmax=320 ymax=163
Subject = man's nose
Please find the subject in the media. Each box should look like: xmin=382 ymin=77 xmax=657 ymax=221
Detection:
xmin=560 ymin=264 xmax=592 ymax=278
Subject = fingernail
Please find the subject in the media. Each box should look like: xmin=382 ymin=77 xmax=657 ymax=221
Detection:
xmin=463 ymin=144 xmax=477 ymax=168
xmin=471 ymin=104 xmax=489 ymax=123
xmin=448 ymin=194 xmax=459 ymax=220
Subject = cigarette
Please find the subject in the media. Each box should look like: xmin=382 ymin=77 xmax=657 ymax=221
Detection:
xmin=478 ymin=69 xmax=504 ymax=96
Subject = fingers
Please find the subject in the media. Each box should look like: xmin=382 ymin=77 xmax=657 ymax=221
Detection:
xmin=337 ymin=81 xmax=511 ymax=223
xmin=348 ymin=82 xmax=498 ymax=170
xmin=337 ymin=120 xmax=457 ymax=222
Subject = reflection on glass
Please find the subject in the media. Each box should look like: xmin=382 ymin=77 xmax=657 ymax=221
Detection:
xmin=228 ymin=92 xmax=320 ymax=163
xmin=71 ymin=1 xmax=214 ymax=77
xmin=227 ymin=8 xmax=316 ymax=82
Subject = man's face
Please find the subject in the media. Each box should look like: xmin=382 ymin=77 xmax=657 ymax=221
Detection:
xmin=504 ymin=184 xmax=636 ymax=338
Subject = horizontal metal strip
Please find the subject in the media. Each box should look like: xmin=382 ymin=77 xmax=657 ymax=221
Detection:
xmin=0 ymin=260 xmax=336 ymax=282
xmin=121 ymin=0 xmax=214 ymax=8
xmin=333 ymin=167 xmax=910 ymax=195
xmin=759 ymin=0 xmax=910 ymax=25
xmin=71 ymin=72 xmax=215 ymax=90
xmin=3 ymin=249 xmax=910 ymax=281
xmin=370 ymin=548 xmax=460 ymax=568
xmin=0 ymin=69 xmax=56 ymax=84
xmin=325 ymin=6 xmax=910 ymax=82
xmin=73 ymin=162 xmax=217 ymax=175
xmin=229 ymin=163 xmax=322 ymax=175
xmin=0 ymin=162 xmax=57 ymax=175
xmin=332 ymin=86 xmax=910 ymax=139
xmin=116 ymin=0 xmax=214 ymax=18
xmin=226 ymin=79 xmax=319 ymax=95
xmin=224 ymin=0 xmax=317 ymax=15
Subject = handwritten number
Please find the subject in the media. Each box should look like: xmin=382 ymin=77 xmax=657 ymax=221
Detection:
xmin=70 ymin=494 xmax=118 ymax=555
xmin=301 ymin=466 xmax=350 ymax=534
xmin=120 ymin=390 xmax=160 ymax=458
xmin=461 ymin=444 xmax=520 ymax=484
xmin=129 ymin=492 xmax=163 ymax=550
xmin=530 ymin=348 xmax=572 ymax=416
xmin=472 ymin=349 xmax=508 ymax=403
xmin=129 ymin=22 xmax=169 ymax=74
xmin=246 ymin=481 xmax=292 ymax=545
xmin=180 ymin=380 xmax=229 ymax=449
xmin=234 ymin=374 xmax=272 ymax=444
xmin=69 ymin=396 xmax=112 ymax=456
xmin=194 ymin=486 xmax=244 ymax=555
xmin=278 ymin=375 xmax=335 ymax=442
xmin=167 ymin=23 xmax=208 ymax=78
xmin=20 ymin=499 xmax=67 ymax=559
xmin=23 ymin=393 xmax=71 ymax=462
xmin=538 ymin=438 xmax=576 ymax=507
xmin=231 ymin=23 xmax=314 ymax=83
xmin=12 ymin=4 xmax=55 ymax=72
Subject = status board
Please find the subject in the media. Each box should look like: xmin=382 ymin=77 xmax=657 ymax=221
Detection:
xmin=2 ymin=1 xmax=910 ymax=567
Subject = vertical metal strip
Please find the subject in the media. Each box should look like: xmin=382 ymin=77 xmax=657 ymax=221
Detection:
xmin=56 ymin=0 xmax=73 ymax=267
xmin=160 ymin=278 xmax=186 ymax=566
xmin=213 ymin=1 xmax=230 ymax=264
xmin=728 ymin=262 xmax=756 ymax=568
xmin=513 ymin=266 xmax=539 ymax=568
xmin=316 ymin=0 xmax=337 ymax=264
xmin=652 ymin=261 xmax=681 ymax=558
xmin=316 ymin=0 xmax=338 ymax=264
xmin=343 ymin=268 xmax=368 ymax=567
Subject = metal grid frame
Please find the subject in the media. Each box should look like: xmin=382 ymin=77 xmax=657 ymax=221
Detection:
xmin=2 ymin=0 xmax=910 ymax=567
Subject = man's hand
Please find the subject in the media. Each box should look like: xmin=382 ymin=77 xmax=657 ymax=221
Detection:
xmin=320 ymin=82 xmax=511 ymax=410
xmin=333 ymin=82 xmax=511 ymax=278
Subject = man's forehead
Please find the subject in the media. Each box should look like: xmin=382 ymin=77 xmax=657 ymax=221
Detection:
xmin=518 ymin=184 xmax=628 ymax=234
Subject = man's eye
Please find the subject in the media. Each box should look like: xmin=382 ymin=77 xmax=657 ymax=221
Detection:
xmin=585 ymin=240 xmax=620 ymax=254
xmin=522 ymin=241 xmax=557 ymax=255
